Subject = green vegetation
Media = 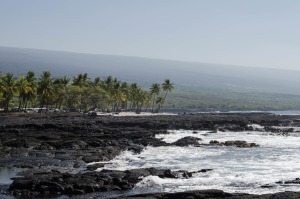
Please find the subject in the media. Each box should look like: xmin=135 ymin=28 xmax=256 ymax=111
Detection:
xmin=164 ymin=85 xmax=300 ymax=111
xmin=2 ymin=70 xmax=300 ymax=112
xmin=0 ymin=71 xmax=174 ymax=113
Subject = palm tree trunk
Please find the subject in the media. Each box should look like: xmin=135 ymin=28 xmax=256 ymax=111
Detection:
xmin=151 ymin=96 xmax=156 ymax=113
xmin=116 ymin=102 xmax=120 ymax=112
xmin=40 ymin=98 xmax=44 ymax=113
xmin=58 ymin=99 xmax=63 ymax=109
xmin=163 ymin=91 xmax=168 ymax=101
xmin=22 ymin=97 xmax=26 ymax=110
xmin=145 ymin=104 xmax=150 ymax=112
xmin=5 ymin=99 xmax=9 ymax=113
xmin=24 ymin=98 xmax=28 ymax=109
xmin=129 ymin=101 xmax=132 ymax=110
xmin=157 ymin=105 xmax=161 ymax=113
xmin=18 ymin=97 xmax=22 ymax=111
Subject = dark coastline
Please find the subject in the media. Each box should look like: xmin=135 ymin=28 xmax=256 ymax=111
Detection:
xmin=1 ymin=112 xmax=300 ymax=199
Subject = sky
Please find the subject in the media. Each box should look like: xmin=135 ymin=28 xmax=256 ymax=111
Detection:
xmin=1 ymin=0 xmax=300 ymax=69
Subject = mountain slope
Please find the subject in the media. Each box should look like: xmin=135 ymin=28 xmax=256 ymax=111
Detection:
xmin=0 ymin=46 xmax=300 ymax=96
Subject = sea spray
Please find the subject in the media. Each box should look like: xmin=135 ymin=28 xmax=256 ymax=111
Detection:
xmin=96 ymin=129 xmax=300 ymax=195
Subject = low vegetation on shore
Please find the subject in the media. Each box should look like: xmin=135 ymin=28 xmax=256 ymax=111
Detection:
xmin=166 ymin=86 xmax=300 ymax=111
xmin=0 ymin=71 xmax=174 ymax=113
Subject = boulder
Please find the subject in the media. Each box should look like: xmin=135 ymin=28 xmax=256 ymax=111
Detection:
xmin=172 ymin=136 xmax=202 ymax=147
xmin=276 ymin=178 xmax=300 ymax=184
xmin=209 ymin=140 xmax=259 ymax=147
xmin=8 ymin=168 xmax=191 ymax=196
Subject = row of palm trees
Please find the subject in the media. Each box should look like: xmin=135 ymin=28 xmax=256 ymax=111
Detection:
xmin=0 ymin=71 xmax=174 ymax=113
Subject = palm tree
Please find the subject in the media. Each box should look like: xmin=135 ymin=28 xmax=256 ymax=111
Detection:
xmin=102 ymin=76 xmax=120 ymax=111
xmin=72 ymin=73 xmax=90 ymax=87
xmin=88 ymin=86 xmax=109 ymax=110
xmin=80 ymin=86 xmax=92 ymax=112
xmin=120 ymin=82 xmax=129 ymax=111
xmin=162 ymin=79 xmax=174 ymax=101
xmin=64 ymin=85 xmax=82 ymax=109
xmin=38 ymin=71 xmax=55 ymax=111
xmin=92 ymin=77 xmax=101 ymax=87
xmin=16 ymin=76 xmax=30 ymax=110
xmin=156 ymin=96 xmax=165 ymax=113
xmin=144 ymin=92 xmax=152 ymax=112
xmin=61 ymin=76 xmax=70 ymax=86
xmin=53 ymin=76 xmax=70 ymax=109
xmin=102 ymin=76 xmax=114 ymax=91
xmin=0 ymin=72 xmax=155 ymax=113
xmin=72 ymin=73 xmax=82 ymax=86
xmin=111 ymin=81 xmax=125 ymax=111
xmin=72 ymin=73 xmax=91 ymax=112
xmin=150 ymin=83 xmax=161 ymax=113
xmin=24 ymin=71 xmax=38 ymax=109
xmin=128 ymin=83 xmax=138 ymax=110
xmin=135 ymin=88 xmax=148 ymax=113
xmin=0 ymin=73 xmax=17 ymax=112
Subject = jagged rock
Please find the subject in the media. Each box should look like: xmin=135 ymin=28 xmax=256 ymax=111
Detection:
xmin=208 ymin=129 xmax=218 ymax=133
xmin=276 ymin=178 xmax=300 ymax=184
xmin=33 ymin=143 xmax=55 ymax=150
xmin=172 ymin=136 xmax=202 ymax=146
xmin=209 ymin=140 xmax=259 ymax=147
xmin=86 ymin=163 xmax=106 ymax=171
xmin=261 ymin=184 xmax=276 ymax=188
xmin=7 ymin=168 xmax=190 ymax=196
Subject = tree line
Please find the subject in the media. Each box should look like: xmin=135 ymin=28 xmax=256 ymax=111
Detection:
xmin=0 ymin=71 xmax=174 ymax=113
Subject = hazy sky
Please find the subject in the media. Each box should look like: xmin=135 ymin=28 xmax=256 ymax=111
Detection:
xmin=1 ymin=0 xmax=300 ymax=69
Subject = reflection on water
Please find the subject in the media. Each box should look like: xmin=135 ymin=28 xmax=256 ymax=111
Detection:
xmin=0 ymin=167 xmax=24 ymax=199
xmin=0 ymin=167 xmax=24 ymax=185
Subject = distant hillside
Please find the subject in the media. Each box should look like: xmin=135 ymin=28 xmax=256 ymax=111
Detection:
xmin=1 ymin=46 xmax=300 ymax=111
xmin=1 ymin=46 xmax=300 ymax=95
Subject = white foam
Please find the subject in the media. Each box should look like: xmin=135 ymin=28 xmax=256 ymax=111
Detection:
xmin=95 ymin=130 xmax=300 ymax=194
xmin=248 ymin=124 xmax=265 ymax=129
xmin=155 ymin=130 xmax=210 ymax=143
xmin=157 ymin=129 xmax=300 ymax=148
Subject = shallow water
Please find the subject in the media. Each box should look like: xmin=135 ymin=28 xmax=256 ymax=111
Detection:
xmin=93 ymin=129 xmax=300 ymax=195
xmin=0 ymin=167 xmax=24 ymax=185
xmin=0 ymin=167 xmax=25 ymax=199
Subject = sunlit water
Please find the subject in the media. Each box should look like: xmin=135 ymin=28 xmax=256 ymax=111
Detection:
xmin=91 ymin=128 xmax=300 ymax=195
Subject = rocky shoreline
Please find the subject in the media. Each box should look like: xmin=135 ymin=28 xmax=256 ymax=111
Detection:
xmin=1 ymin=112 xmax=300 ymax=198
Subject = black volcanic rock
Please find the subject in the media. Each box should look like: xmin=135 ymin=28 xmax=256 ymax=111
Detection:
xmin=118 ymin=190 xmax=300 ymax=199
xmin=172 ymin=136 xmax=202 ymax=146
xmin=8 ymin=168 xmax=191 ymax=196
xmin=0 ymin=113 xmax=300 ymax=198
xmin=209 ymin=140 xmax=259 ymax=147
xmin=276 ymin=178 xmax=300 ymax=185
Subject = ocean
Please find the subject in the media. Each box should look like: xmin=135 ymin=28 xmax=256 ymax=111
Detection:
xmin=90 ymin=128 xmax=300 ymax=196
